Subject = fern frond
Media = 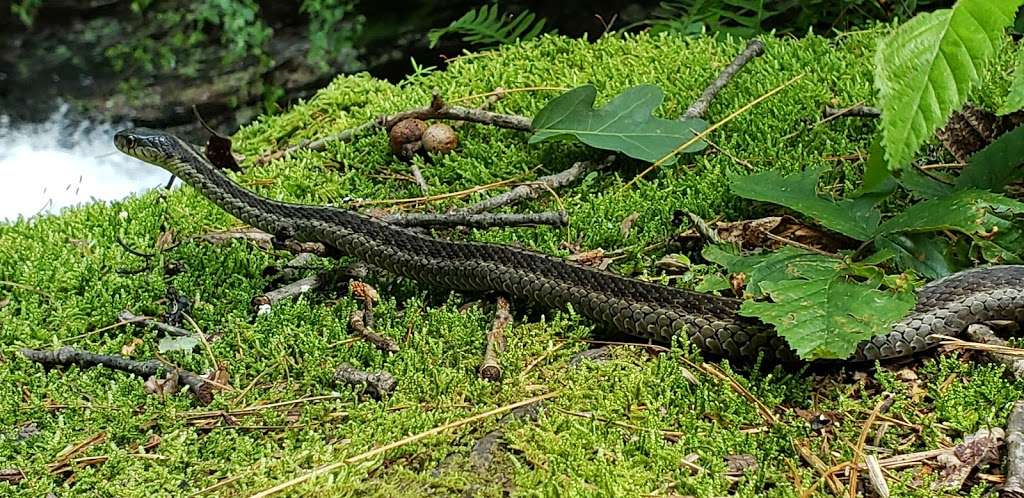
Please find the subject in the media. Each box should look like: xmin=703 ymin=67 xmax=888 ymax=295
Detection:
xmin=428 ymin=4 xmax=550 ymax=48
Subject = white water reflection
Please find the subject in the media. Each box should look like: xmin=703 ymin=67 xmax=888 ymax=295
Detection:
xmin=0 ymin=104 xmax=170 ymax=222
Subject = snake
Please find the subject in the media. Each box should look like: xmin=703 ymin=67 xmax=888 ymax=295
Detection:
xmin=114 ymin=127 xmax=1024 ymax=363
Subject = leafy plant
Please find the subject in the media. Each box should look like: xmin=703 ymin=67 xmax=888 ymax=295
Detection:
xmin=428 ymin=4 xmax=550 ymax=48
xmin=874 ymin=0 xmax=1023 ymax=170
xmin=1000 ymin=51 xmax=1024 ymax=115
xmin=705 ymin=246 xmax=916 ymax=360
xmin=648 ymin=0 xmax=785 ymax=37
xmin=724 ymin=160 xmax=1024 ymax=359
xmin=529 ymin=85 xmax=708 ymax=163
xmin=301 ymin=0 xmax=364 ymax=70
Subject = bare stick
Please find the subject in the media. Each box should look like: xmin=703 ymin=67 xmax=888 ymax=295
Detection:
xmin=332 ymin=363 xmax=397 ymax=400
xmin=258 ymin=94 xmax=532 ymax=163
xmin=252 ymin=265 xmax=368 ymax=315
xmin=458 ymin=156 xmax=615 ymax=214
xmin=382 ymin=211 xmax=568 ymax=229
xmin=1003 ymin=401 xmax=1024 ymax=497
xmin=118 ymin=310 xmax=193 ymax=338
xmin=965 ymin=324 xmax=1024 ymax=380
xmin=683 ymin=39 xmax=765 ymax=119
xmin=20 ymin=347 xmax=214 ymax=404
xmin=349 ymin=308 xmax=399 ymax=353
xmin=479 ymin=296 xmax=512 ymax=381
xmin=822 ymin=105 xmax=881 ymax=119
xmin=865 ymin=455 xmax=890 ymax=498
xmin=198 ymin=228 xmax=331 ymax=256
xmin=410 ymin=165 xmax=430 ymax=195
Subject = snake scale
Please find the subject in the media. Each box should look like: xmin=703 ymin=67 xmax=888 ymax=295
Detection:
xmin=115 ymin=128 xmax=1024 ymax=363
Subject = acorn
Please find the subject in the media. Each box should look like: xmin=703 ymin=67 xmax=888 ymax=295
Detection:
xmin=389 ymin=118 xmax=428 ymax=159
xmin=421 ymin=123 xmax=459 ymax=155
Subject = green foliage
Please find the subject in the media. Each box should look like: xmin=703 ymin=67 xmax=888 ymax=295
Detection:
xmin=5 ymin=32 xmax=1020 ymax=497
xmin=704 ymin=246 xmax=916 ymax=360
xmin=730 ymin=168 xmax=880 ymax=240
xmin=999 ymin=51 xmax=1024 ymax=114
xmin=874 ymin=0 xmax=1022 ymax=170
xmin=529 ymin=85 xmax=708 ymax=163
xmin=301 ymin=0 xmax=364 ymax=69
xmin=427 ymin=4 xmax=550 ymax=48
xmin=10 ymin=0 xmax=43 ymax=26
xmin=955 ymin=125 xmax=1024 ymax=191
xmin=649 ymin=0 xmax=786 ymax=37
xmin=645 ymin=0 xmax=943 ymax=38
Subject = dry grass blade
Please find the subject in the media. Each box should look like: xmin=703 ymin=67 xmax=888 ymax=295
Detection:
xmin=848 ymin=394 xmax=894 ymax=498
xmin=937 ymin=334 xmax=1024 ymax=357
xmin=248 ymin=391 xmax=560 ymax=498
xmin=624 ymin=73 xmax=804 ymax=188
xmin=684 ymin=359 xmax=778 ymax=425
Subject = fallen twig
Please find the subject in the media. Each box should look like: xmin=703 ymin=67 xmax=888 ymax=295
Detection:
xmin=383 ymin=211 xmax=567 ymax=229
xmin=822 ymin=104 xmax=881 ymax=119
xmin=257 ymin=93 xmax=532 ymax=164
xmin=198 ymin=228 xmax=332 ymax=256
xmin=21 ymin=347 xmax=215 ymax=404
xmin=963 ymin=324 xmax=1024 ymax=380
xmin=410 ymin=165 xmax=430 ymax=195
xmin=457 ymin=156 xmax=615 ymax=214
xmin=683 ymin=39 xmax=766 ymax=119
xmin=252 ymin=264 xmax=368 ymax=315
xmin=332 ymin=363 xmax=397 ymax=400
xmin=1003 ymin=401 xmax=1024 ymax=497
xmin=118 ymin=310 xmax=192 ymax=338
xmin=479 ymin=296 xmax=511 ymax=381
xmin=348 ymin=305 xmax=399 ymax=354
xmin=865 ymin=455 xmax=890 ymax=498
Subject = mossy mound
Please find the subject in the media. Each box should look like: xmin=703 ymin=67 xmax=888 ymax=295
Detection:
xmin=1 ymin=30 xmax=1021 ymax=497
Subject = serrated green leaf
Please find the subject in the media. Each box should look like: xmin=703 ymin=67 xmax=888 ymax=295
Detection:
xmin=875 ymin=0 xmax=1022 ymax=170
xmin=896 ymin=166 xmax=956 ymax=199
xmin=999 ymin=51 xmax=1024 ymax=115
xmin=730 ymin=168 xmax=881 ymax=240
xmin=702 ymin=245 xmax=837 ymax=297
xmin=157 ymin=335 xmax=200 ymax=353
xmin=955 ymin=124 xmax=1024 ymax=192
xmin=740 ymin=272 xmax=916 ymax=360
xmin=529 ymin=85 xmax=708 ymax=163
xmin=876 ymin=188 xmax=1024 ymax=235
xmin=874 ymin=233 xmax=959 ymax=278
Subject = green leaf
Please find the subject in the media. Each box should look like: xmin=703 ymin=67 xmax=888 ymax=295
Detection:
xmin=703 ymin=245 xmax=836 ymax=297
xmin=999 ymin=50 xmax=1024 ymax=115
xmin=955 ymin=124 xmax=1024 ymax=192
xmin=529 ymin=85 xmax=708 ymax=164
xmin=740 ymin=271 xmax=916 ymax=360
xmin=875 ymin=0 xmax=1022 ymax=170
xmin=157 ymin=335 xmax=200 ymax=353
xmin=730 ymin=168 xmax=881 ymax=240
xmin=897 ymin=166 xmax=956 ymax=199
xmin=852 ymin=134 xmax=897 ymax=199
xmin=874 ymin=233 xmax=958 ymax=279
xmin=876 ymin=188 xmax=1024 ymax=235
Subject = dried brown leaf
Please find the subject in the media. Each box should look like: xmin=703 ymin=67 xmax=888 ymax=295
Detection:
xmin=620 ymin=212 xmax=640 ymax=238
xmin=121 ymin=338 xmax=144 ymax=356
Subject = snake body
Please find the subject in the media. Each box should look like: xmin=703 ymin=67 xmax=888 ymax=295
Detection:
xmin=114 ymin=128 xmax=1024 ymax=362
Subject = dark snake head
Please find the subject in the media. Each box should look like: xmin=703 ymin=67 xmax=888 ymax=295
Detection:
xmin=114 ymin=128 xmax=186 ymax=172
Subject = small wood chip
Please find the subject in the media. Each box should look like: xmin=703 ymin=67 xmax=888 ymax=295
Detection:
xmin=332 ymin=363 xmax=397 ymax=400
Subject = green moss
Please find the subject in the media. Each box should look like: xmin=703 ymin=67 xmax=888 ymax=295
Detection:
xmin=1 ymin=29 xmax=1021 ymax=497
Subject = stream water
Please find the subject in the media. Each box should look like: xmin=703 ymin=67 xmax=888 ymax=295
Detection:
xmin=0 ymin=104 xmax=169 ymax=223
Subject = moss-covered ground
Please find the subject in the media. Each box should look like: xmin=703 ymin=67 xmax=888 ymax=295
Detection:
xmin=2 ymin=30 xmax=1022 ymax=497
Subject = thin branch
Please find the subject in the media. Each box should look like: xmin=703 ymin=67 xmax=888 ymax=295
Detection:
xmin=683 ymin=39 xmax=766 ymax=119
xmin=458 ymin=156 xmax=615 ymax=214
xmin=479 ymin=296 xmax=511 ymax=381
xmin=332 ymin=363 xmax=397 ymax=400
xmin=822 ymin=104 xmax=881 ymax=119
xmin=257 ymin=94 xmax=532 ymax=164
xmin=21 ymin=347 xmax=214 ymax=404
xmin=1003 ymin=401 xmax=1024 ymax=497
xmin=410 ymin=165 xmax=430 ymax=195
xmin=348 ymin=308 xmax=399 ymax=353
xmin=118 ymin=310 xmax=192 ymax=338
xmin=252 ymin=265 xmax=368 ymax=315
xmin=382 ymin=211 xmax=568 ymax=229
xmin=964 ymin=324 xmax=1024 ymax=380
